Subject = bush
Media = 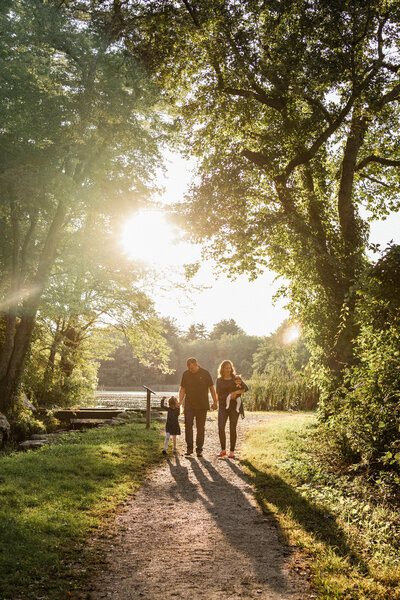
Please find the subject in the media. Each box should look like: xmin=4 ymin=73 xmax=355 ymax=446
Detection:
xmin=245 ymin=370 xmax=319 ymax=411
xmin=24 ymin=351 xmax=98 ymax=409
xmin=314 ymin=245 xmax=400 ymax=496
xmin=9 ymin=407 xmax=46 ymax=442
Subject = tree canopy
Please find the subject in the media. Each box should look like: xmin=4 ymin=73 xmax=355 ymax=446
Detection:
xmin=127 ymin=0 xmax=400 ymax=383
xmin=0 ymin=0 xmax=168 ymax=412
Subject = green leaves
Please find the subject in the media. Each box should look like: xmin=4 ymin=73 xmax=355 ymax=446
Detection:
xmin=0 ymin=1 xmax=168 ymax=412
xmin=131 ymin=0 xmax=400 ymax=380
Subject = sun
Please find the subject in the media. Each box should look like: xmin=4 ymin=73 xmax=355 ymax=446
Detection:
xmin=283 ymin=322 xmax=301 ymax=345
xmin=121 ymin=209 xmax=196 ymax=267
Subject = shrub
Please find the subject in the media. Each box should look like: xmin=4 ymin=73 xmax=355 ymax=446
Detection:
xmin=314 ymin=245 xmax=400 ymax=495
xmin=245 ymin=370 xmax=319 ymax=411
xmin=9 ymin=407 xmax=46 ymax=442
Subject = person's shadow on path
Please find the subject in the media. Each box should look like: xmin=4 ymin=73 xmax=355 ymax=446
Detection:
xmin=167 ymin=451 xmax=370 ymax=593
xmin=167 ymin=455 xmax=292 ymax=593
xmin=166 ymin=455 xmax=199 ymax=503
xmin=226 ymin=457 xmax=369 ymax=575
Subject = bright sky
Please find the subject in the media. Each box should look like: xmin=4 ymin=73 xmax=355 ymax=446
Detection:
xmin=122 ymin=153 xmax=400 ymax=337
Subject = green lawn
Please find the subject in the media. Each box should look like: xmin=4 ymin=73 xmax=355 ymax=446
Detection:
xmin=0 ymin=420 xmax=163 ymax=599
xmin=241 ymin=412 xmax=400 ymax=600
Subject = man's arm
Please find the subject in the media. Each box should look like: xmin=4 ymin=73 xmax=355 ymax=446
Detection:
xmin=179 ymin=386 xmax=185 ymax=407
xmin=209 ymin=385 xmax=217 ymax=410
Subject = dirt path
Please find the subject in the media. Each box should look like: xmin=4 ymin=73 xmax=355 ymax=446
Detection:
xmin=82 ymin=413 xmax=314 ymax=600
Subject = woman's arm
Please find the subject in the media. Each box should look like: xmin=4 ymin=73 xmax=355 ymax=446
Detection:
xmin=230 ymin=380 xmax=248 ymax=398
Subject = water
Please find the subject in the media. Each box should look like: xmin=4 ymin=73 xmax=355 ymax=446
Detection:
xmin=94 ymin=390 xmax=177 ymax=410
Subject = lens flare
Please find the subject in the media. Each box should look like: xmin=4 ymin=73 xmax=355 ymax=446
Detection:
xmin=0 ymin=286 xmax=39 ymax=310
xmin=283 ymin=322 xmax=301 ymax=345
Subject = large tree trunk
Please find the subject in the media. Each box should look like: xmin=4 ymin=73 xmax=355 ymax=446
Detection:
xmin=39 ymin=318 xmax=63 ymax=403
xmin=59 ymin=321 xmax=82 ymax=378
xmin=0 ymin=201 xmax=67 ymax=414
xmin=328 ymin=112 xmax=368 ymax=372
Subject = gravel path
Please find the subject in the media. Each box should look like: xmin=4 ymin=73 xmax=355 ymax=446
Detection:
xmin=82 ymin=413 xmax=314 ymax=600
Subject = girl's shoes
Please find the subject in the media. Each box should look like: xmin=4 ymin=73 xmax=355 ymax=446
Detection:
xmin=217 ymin=450 xmax=227 ymax=457
xmin=228 ymin=451 xmax=235 ymax=458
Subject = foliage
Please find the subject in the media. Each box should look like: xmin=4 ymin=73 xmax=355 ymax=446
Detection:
xmin=209 ymin=318 xmax=244 ymax=339
xmin=0 ymin=420 xmax=163 ymax=599
xmin=315 ymin=245 xmax=400 ymax=493
xmin=98 ymin=322 xmax=262 ymax=386
xmin=184 ymin=322 xmax=209 ymax=340
xmin=252 ymin=320 xmax=310 ymax=375
xmin=242 ymin=414 xmax=400 ymax=600
xmin=0 ymin=0 xmax=167 ymax=413
xmin=8 ymin=406 xmax=46 ymax=443
xmin=246 ymin=371 xmax=319 ymax=411
xmin=129 ymin=0 xmax=400 ymax=382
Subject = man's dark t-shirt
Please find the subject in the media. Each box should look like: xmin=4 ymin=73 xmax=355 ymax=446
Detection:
xmin=180 ymin=367 xmax=213 ymax=410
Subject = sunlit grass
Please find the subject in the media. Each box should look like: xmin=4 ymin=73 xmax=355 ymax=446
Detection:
xmin=241 ymin=413 xmax=400 ymax=600
xmin=0 ymin=421 xmax=163 ymax=599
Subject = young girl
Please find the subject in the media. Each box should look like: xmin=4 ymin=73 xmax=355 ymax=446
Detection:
xmin=160 ymin=396 xmax=181 ymax=455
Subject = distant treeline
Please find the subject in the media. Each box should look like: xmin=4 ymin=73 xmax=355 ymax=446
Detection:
xmin=98 ymin=318 xmax=319 ymax=410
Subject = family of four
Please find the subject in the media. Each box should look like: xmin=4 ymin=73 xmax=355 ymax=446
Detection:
xmin=161 ymin=357 xmax=248 ymax=458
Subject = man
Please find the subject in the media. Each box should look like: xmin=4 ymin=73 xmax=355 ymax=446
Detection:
xmin=179 ymin=357 xmax=217 ymax=457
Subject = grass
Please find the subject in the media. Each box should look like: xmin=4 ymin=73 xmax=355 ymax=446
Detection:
xmin=241 ymin=412 xmax=400 ymax=600
xmin=0 ymin=419 xmax=163 ymax=600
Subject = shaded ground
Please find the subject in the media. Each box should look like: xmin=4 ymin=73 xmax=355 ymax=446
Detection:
xmin=79 ymin=413 xmax=315 ymax=600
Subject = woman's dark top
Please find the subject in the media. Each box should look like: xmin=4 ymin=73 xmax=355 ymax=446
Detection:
xmin=216 ymin=377 xmax=249 ymax=409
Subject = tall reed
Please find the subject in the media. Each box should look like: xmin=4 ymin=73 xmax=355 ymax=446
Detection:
xmin=245 ymin=371 xmax=319 ymax=411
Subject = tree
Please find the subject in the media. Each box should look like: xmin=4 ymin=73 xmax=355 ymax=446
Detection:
xmin=0 ymin=0 xmax=166 ymax=413
xmin=128 ymin=0 xmax=400 ymax=388
xmin=209 ymin=319 xmax=244 ymax=339
xmin=315 ymin=245 xmax=400 ymax=484
xmin=184 ymin=322 xmax=208 ymax=340
xmin=252 ymin=321 xmax=310 ymax=376
xmin=23 ymin=231 xmax=172 ymax=405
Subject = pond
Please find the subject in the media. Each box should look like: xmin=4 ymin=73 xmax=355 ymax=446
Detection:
xmin=94 ymin=390 xmax=179 ymax=411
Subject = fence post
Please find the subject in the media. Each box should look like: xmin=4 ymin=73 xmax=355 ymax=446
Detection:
xmin=142 ymin=385 xmax=157 ymax=429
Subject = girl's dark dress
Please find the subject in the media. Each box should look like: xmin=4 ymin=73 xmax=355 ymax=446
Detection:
xmin=165 ymin=406 xmax=181 ymax=435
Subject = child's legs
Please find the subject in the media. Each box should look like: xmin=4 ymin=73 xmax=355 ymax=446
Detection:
xmin=236 ymin=396 xmax=241 ymax=413
xmin=163 ymin=432 xmax=170 ymax=451
xmin=172 ymin=434 xmax=177 ymax=449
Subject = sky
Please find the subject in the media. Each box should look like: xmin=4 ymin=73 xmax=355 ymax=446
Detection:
xmin=121 ymin=153 xmax=400 ymax=338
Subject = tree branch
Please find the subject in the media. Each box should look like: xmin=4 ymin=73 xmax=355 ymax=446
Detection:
xmin=356 ymin=155 xmax=400 ymax=171
xmin=359 ymin=173 xmax=391 ymax=188
xmin=181 ymin=0 xmax=201 ymax=28
xmin=302 ymin=94 xmax=334 ymax=124
xmin=374 ymin=81 xmax=400 ymax=110
xmin=221 ymin=85 xmax=285 ymax=110
xmin=276 ymin=54 xmax=392 ymax=184
xmin=241 ymin=149 xmax=268 ymax=167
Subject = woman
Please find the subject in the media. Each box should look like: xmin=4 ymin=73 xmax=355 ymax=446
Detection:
xmin=215 ymin=360 xmax=248 ymax=458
